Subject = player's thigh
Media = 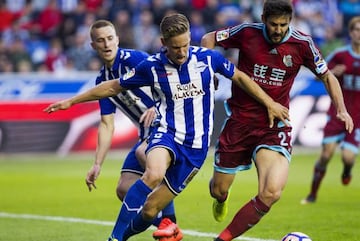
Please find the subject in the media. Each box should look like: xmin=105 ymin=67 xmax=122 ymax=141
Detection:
xmin=256 ymin=148 xmax=289 ymax=194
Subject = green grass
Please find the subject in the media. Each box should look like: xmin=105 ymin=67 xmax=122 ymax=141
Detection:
xmin=0 ymin=150 xmax=359 ymax=241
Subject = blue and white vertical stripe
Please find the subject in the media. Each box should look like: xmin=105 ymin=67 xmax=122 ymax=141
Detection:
xmin=120 ymin=46 xmax=235 ymax=149
xmin=96 ymin=48 xmax=155 ymax=140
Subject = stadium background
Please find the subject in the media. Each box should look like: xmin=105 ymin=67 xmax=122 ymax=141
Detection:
xmin=1 ymin=0 xmax=359 ymax=154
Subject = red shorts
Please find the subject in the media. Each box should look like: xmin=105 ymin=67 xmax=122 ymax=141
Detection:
xmin=214 ymin=117 xmax=292 ymax=172
xmin=323 ymin=115 xmax=360 ymax=148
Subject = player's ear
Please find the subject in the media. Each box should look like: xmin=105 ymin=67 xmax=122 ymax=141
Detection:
xmin=160 ymin=37 xmax=166 ymax=46
xmin=90 ymin=42 xmax=96 ymax=50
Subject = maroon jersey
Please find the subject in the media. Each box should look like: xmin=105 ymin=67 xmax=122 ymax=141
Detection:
xmin=326 ymin=45 xmax=360 ymax=126
xmin=215 ymin=23 xmax=328 ymax=128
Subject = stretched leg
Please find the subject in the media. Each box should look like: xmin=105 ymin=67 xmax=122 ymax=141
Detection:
xmin=136 ymin=140 xmax=177 ymax=223
xmin=302 ymin=142 xmax=336 ymax=204
xmin=215 ymin=149 xmax=288 ymax=241
xmin=123 ymin=183 xmax=177 ymax=240
xmin=341 ymin=147 xmax=356 ymax=185
xmin=210 ymin=171 xmax=235 ymax=222
xmin=109 ymin=147 xmax=171 ymax=240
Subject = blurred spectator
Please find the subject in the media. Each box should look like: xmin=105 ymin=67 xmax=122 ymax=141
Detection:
xmin=151 ymin=0 xmax=170 ymax=25
xmin=291 ymin=13 xmax=311 ymax=35
xmin=202 ymin=0 xmax=220 ymax=30
xmin=112 ymin=9 xmax=136 ymax=49
xmin=66 ymin=31 xmax=95 ymax=70
xmin=338 ymin=0 xmax=360 ymax=36
xmin=17 ymin=58 xmax=33 ymax=72
xmin=44 ymin=37 xmax=67 ymax=72
xmin=0 ymin=0 xmax=16 ymax=32
xmin=33 ymin=0 xmax=63 ymax=39
xmin=133 ymin=9 xmax=159 ymax=54
xmin=2 ymin=19 xmax=30 ymax=47
xmin=0 ymin=0 xmax=356 ymax=73
xmin=190 ymin=10 xmax=207 ymax=45
xmin=8 ymin=37 xmax=32 ymax=72
xmin=173 ymin=0 xmax=191 ymax=18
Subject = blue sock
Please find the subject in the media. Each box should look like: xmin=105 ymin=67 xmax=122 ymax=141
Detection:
xmin=110 ymin=179 xmax=152 ymax=240
xmin=162 ymin=200 xmax=176 ymax=223
xmin=122 ymin=212 xmax=153 ymax=240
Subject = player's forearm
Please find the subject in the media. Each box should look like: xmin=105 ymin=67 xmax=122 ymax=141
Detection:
xmin=234 ymin=70 xmax=275 ymax=107
xmin=70 ymin=79 xmax=123 ymax=105
xmin=95 ymin=120 xmax=115 ymax=166
xmin=201 ymin=32 xmax=216 ymax=49
xmin=322 ymin=72 xmax=347 ymax=113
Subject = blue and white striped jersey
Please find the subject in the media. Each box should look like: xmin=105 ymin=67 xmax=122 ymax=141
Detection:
xmin=120 ymin=46 xmax=235 ymax=149
xmin=95 ymin=48 xmax=156 ymax=140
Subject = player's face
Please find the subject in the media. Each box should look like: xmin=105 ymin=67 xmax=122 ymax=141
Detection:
xmin=162 ymin=32 xmax=190 ymax=66
xmin=263 ymin=15 xmax=291 ymax=44
xmin=90 ymin=26 xmax=119 ymax=67
xmin=350 ymin=22 xmax=360 ymax=46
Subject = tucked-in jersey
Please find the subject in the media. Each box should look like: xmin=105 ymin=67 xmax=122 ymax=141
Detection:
xmin=96 ymin=48 xmax=155 ymax=140
xmin=326 ymin=45 xmax=360 ymax=125
xmin=215 ymin=23 xmax=328 ymax=128
xmin=120 ymin=46 xmax=235 ymax=149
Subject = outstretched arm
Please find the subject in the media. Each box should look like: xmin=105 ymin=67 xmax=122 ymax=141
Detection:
xmin=320 ymin=71 xmax=353 ymax=133
xmin=44 ymin=79 xmax=123 ymax=113
xmin=86 ymin=113 xmax=115 ymax=191
xmin=231 ymin=68 xmax=290 ymax=128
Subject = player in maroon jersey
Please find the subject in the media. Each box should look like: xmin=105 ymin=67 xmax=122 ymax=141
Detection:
xmin=201 ymin=0 xmax=354 ymax=240
xmin=301 ymin=16 xmax=360 ymax=205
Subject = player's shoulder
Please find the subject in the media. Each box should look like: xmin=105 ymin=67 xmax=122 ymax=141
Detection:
xmin=289 ymin=27 xmax=315 ymax=44
xmin=216 ymin=22 xmax=262 ymax=40
xmin=118 ymin=48 xmax=149 ymax=60
xmin=190 ymin=46 xmax=221 ymax=57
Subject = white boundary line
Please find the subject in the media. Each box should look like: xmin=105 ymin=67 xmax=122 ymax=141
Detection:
xmin=0 ymin=212 xmax=278 ymax=241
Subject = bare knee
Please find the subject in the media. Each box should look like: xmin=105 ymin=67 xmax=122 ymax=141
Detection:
xmin=259 ymin=189 xmax=282 ymax=207
xmin=116 ymin=185 xmax=126 ymax=201
xmin=210 ymin=178 xmax=230 ymax=200
xmin=142 ymin=171 xmax=164 ymax=189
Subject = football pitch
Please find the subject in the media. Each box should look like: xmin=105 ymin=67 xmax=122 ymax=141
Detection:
xmin=0 ymin=150 xmax=359 ymax=241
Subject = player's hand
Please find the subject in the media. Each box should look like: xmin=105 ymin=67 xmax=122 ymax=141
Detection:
xmin=331 ymin=64 xmax=346 ymax=77
xmin=85 ymin=164 xmax=101 ymax=191
xmin=43 ymin=99 xmax=72 ymax=113
xmin=139 ymin=107 xmax=156 ymax=127
xmin=267 ymin=102 xmax=290 ymax=128
xmin=336 ymin=111 xmax=354 ymax=133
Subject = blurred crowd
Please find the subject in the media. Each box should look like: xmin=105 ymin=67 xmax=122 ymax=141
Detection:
xmin=0 ymin=0 xmax=359 ymax=73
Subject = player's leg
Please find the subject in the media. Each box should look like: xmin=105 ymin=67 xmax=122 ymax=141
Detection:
xmin=211 ymin=118 xmax=251 ymax=222
xmin=108 ymin=145 xmax=171 ymax=240
xmin=302 ymin=142 xmax=337 ymax=204
xmin=210 ymin=171 xmax=235 ymax=222
xmin=215 ymin=148 xmax=289 ymax=241
xmin=340 ymin=143 xmax=358 ymax=185
xmin=116 ymin=172 xmax=141 ymax=201
xmin=123 ymin=183 xmax=181 ymax=241
xmin=136 ymin=140 xmax=177 ymax=223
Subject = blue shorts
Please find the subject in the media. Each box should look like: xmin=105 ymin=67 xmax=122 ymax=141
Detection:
xmin=121 ymin=141 xmax=144 ymax=175
xmin=146 ymin=132 xmax=208 ymax=195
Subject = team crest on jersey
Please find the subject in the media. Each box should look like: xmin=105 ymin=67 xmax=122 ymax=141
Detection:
xmin=283 ymin=55 xmax=293 ymax=67
xmin=123 ymin=68 xmax=135 ymax=80
xmin=216 ymin=29 xmax=230 ymax=42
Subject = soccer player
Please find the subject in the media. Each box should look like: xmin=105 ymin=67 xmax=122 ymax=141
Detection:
xmin=301 ymin=16 xmax=360 ymax=204
xmin=44 ymin=13 xmax=290 ymax=241
xmin=80 ymin=19 xmax=177 ymax=236
xmin=200 ymin=0 xmax=354 ymax=240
